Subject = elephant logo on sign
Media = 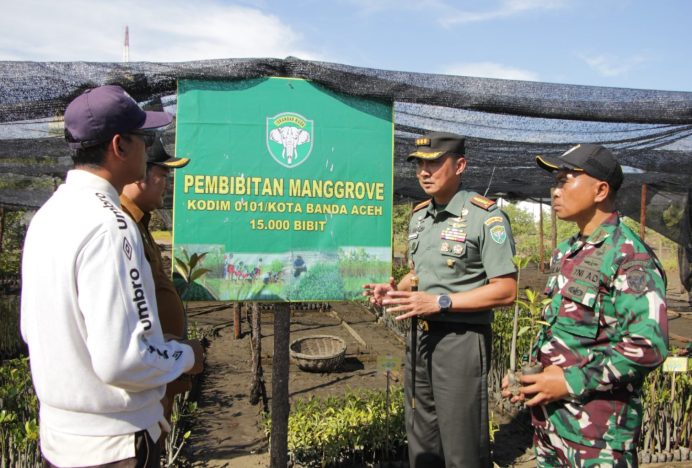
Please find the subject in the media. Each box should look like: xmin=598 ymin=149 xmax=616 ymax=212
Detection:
xmin=268 ymin=126 xmax=311 ymax=164
xmin=266 ymin=112 xmax=314 ymax=168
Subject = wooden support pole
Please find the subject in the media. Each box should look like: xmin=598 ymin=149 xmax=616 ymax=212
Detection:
xmin=0 ymin=207 xmax=5 ymax=254
xmin=538 ymin=199 xmax=545 ymax=273
xmin=233 ymin=302 xmax=242 ymax=339
xmin=270 ymin=303 xmax=291 ymax=468
xmin=550 ymin=188 xmax=557 ymax=252
xmin=640 ymin=183 xmax=647 ymax=241
xmin=249 ymin=302 xmax=268 ymax=411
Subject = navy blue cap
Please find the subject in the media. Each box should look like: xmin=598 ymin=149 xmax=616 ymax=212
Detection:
xmin=64 ymin=85 xmax=173 ymax=149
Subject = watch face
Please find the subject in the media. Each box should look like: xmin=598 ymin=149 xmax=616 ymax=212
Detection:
xmin=438 ymin=294 xmax=452 ymax=309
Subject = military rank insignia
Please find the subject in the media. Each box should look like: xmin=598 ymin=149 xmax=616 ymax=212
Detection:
xmin=413 ymin=199 xmax=431 ymax=213
xmin=470 ymin=195 xmax=496 ymax=210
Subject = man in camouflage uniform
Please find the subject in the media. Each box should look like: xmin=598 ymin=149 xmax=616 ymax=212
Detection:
xmin=504 ymin=143 xmax=668 ymax=467
xmin=364 ymin=133 xmax=517 ymax=468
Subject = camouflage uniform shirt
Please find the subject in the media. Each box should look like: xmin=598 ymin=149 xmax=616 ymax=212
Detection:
xmin=532 ymin=212 xmax=668 ymax=451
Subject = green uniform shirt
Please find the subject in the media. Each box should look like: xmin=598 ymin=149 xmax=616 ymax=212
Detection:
xmin=408 ymin=190 xmax=516 ymax=324
xmin=532 ymin=212 xmax=668 ymax=451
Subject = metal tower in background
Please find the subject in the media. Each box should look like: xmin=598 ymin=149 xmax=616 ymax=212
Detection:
xmin=123 ymin=26 xmax=129 ymax=63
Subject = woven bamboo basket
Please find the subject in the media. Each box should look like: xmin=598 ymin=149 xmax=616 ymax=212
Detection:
xmin=289 ymin=335 xmax=346 ymax=373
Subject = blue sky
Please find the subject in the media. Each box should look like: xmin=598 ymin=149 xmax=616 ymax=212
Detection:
xmin=2 ymin=0 xmax=691 ymax=92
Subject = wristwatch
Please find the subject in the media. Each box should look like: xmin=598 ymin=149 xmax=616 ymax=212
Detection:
xmin=436 ymin=294 xmax=452 ymax=313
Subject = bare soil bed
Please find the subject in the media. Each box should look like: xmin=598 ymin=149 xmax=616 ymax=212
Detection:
xmin=186 ymin=301 xmax=407 ymax=466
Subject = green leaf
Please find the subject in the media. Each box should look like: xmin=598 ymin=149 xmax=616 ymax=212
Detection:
xmin=188 ymin=252 xmax=207 ymax=271
xmin=25 ymin=419 xmax=39 ymax=440
xmin=175 ymin=257 xmax=190 ymax=278
xmin=189 ymin=268 xmax=211 ymax=283
xmin=513 ymin=255 xmax=529 ymax=269
xmin=0 ymin=409 xmax=17 ymax=424
xmin=189 ymin=253 xmax=200 ymax=270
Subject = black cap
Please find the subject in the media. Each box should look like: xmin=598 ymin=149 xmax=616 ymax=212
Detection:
xmin=536 ymin=143 xmax=623 ymax=191
xmin=64 ymin=85 xmax=173 ymax=149
xmin=147 ymin=137 xmax=190 ymax=169
xmin=407 ymin=132 xmax=465 ymax=162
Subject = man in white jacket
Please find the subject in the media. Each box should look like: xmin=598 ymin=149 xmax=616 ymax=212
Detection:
xmin=21 ymin=85 xmax=204 ymax=468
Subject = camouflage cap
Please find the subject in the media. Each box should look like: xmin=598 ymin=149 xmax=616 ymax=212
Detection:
xmin=536 ymin=143 xmax=623 ymax=191
xmin=407 ymin=132 xmax=465 ymax=162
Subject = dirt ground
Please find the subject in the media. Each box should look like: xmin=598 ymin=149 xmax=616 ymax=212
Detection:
xmin=186 ymin=301 xmax=406 ymax=467
xmin=181 ymin=262 xmax=692 ymax=467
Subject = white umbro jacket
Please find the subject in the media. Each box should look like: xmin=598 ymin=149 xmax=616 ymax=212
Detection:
xmin=21 ymin=170 xmax=194 ymax=437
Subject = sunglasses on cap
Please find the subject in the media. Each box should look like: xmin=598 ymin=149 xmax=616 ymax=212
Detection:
xmin=128 ymin=130 xmax=158 ymax=147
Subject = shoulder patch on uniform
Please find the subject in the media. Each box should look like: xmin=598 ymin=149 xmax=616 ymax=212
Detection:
xmin=484 ymin=216 xmax=504 ymax=226
xmin=625 ymin=268 xmax=649 ymax=294
xmin=490 ymin=225 xmax=507 ymax=244
xmin=470 ymin=195 xmax=496 ymax=211
xmin=413 ymin=199 xmax=431 ymax=213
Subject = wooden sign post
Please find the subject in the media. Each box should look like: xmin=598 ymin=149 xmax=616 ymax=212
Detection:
xmin=270 ymin=303 xmax=291 ymax=467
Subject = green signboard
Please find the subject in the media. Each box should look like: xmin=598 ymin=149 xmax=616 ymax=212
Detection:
xmin=173 ymin=78 xmax=393 ymax=301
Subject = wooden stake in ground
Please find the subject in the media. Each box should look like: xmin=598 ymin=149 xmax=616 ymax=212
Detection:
xmin=270 ymin=303 xmax=291 ymax=468
xmin=539 ymin=199 xmax=545 ymax=273
xmin=640 ymin=183 xmax=648 ymax=241
xmin=0 ymin=207 xmax=5 ymax=253
xmin=249 ymin=302 xmax=268 ymax=411
xmin=550 ymin=187 xmax=557 ymax=252
xmin=234 ymin=302 xmax=242 ymax=339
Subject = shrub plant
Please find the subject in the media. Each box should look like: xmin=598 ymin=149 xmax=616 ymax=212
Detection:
xmin=265 ymin=387 xmax=406 ymax=467
xmin=0 ymin=325 xmax=208 ymax=467
xmin=0 ymin=357 xmax=40 ymax=467
xmin=639 ymin=363 xmax=692 ymax=457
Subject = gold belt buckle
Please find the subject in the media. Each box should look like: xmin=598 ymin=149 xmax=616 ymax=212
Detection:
xmin=418 ymin=320 xmax=429 ymax=332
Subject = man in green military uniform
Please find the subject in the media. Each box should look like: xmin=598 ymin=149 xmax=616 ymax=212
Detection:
xmin=364 ymin=132 xmax=517 ymax=468
xmin=503 ymin=144 xmax=668 ymax=467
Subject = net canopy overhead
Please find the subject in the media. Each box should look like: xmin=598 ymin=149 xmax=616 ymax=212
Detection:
xmin=1 ymin=57 xmax=691 ymax=239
